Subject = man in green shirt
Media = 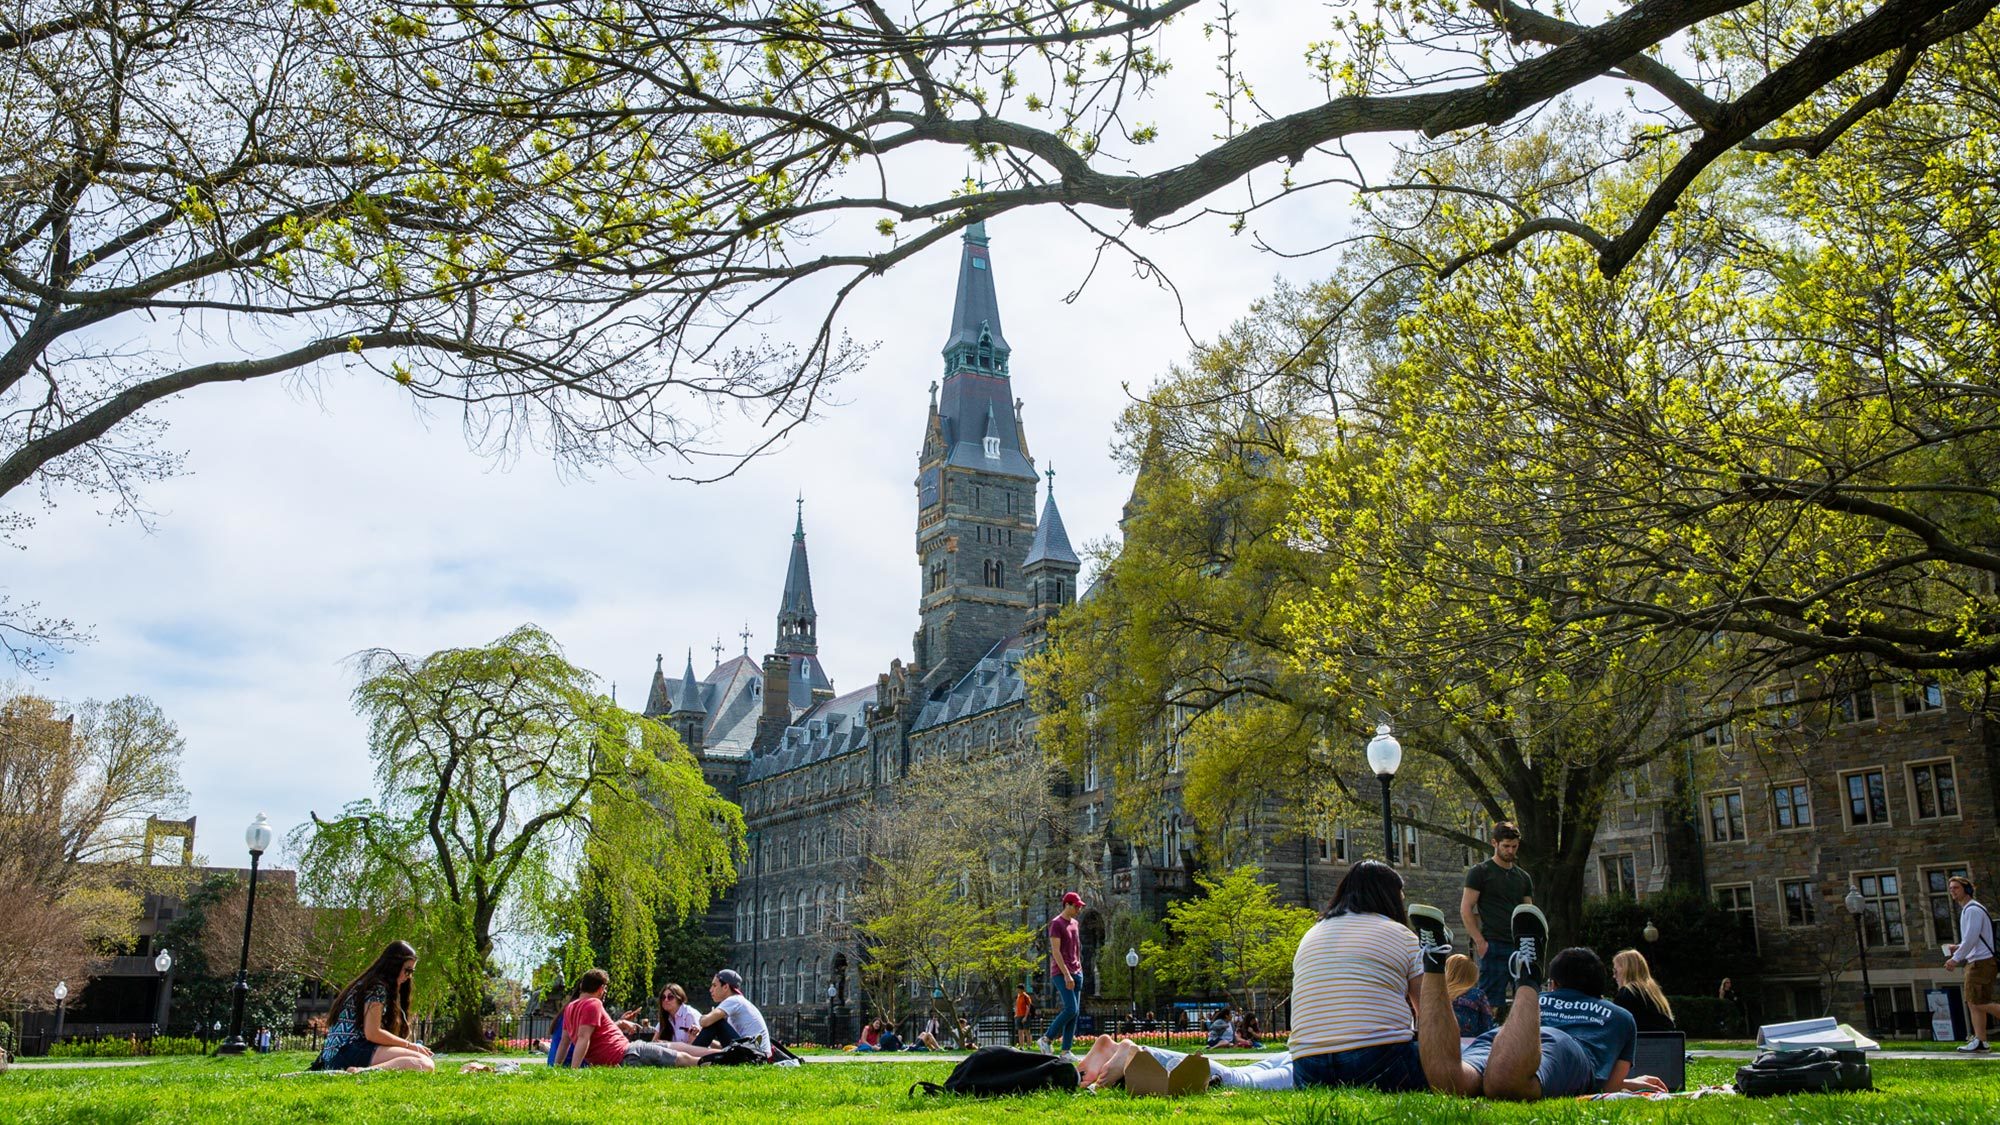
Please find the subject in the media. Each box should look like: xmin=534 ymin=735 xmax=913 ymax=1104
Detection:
xmin=1461 ymin=822 xmax=1534 ymax=1008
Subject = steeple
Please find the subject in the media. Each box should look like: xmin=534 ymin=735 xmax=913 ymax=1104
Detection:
xmin=1025 ymin=467 xmax=1080 ymax=567
xmin=642 ymin=653 xmax=673 ymax=717
xmin=942 ymin=221 xmax=1010 ymax=377
xmin=673 ymin=650 xmax=707 ymax=715
xmin=1024 ymin=471 xmax=1082 ymax=647
xmin=777 ymin=496 xmax=817 ymax=656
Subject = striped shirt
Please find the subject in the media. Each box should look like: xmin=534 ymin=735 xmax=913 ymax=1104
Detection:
xmin=1290 ymin=912 xmax=1422 ymax=1058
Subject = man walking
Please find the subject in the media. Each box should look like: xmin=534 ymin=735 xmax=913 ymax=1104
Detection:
xmin=1013 ymin=984 xmax=1034 ymax=1047
xmin=1037 ymin=891 xmax=1086 ymax=1060
xmin=1945 ymin=875 xmax=1999 ymax=1052
xmin=1462 ymin=822 xmax=1534 ymax=1009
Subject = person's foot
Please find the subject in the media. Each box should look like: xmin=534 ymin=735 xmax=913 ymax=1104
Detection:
xmin=1409 ymin=903 xmax=1454 ymax=973
xmin=1508 ymin=903 xmax=1548 ymax=992
xmin=1956 ymin=1039 xmax=1990 ymax=1053
xmin=1075 ymin=1036 xmax=1120 ymax=1084
xmin=1087 ymin=1041 xmax=1142 ymax=1089
xmin=1035 ymin=1036 xmax=1051 ymax=1054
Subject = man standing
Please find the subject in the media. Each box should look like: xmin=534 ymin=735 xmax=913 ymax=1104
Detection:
xmin=1013 ymin=984 xmax=1034 ymax=1047
xmin=1461 ymin=822 xmax=1534 ymax=1009
xmin=1037 ymin=890 xmax=1086 ymax=1060
xmin=1945 ymin=875 xmax=1999 ymax=1052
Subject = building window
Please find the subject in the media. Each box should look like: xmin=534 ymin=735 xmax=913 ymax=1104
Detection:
xmin=1761 ymin=684 xmax=1800 ymax=730
xmin=1698 ymin=718 xmax=1735 ymax=749
xmin=1780 ymin=879 xmax=1818 ymax=927
xmin=1900 ymin=681 xmax=1945 ymax=716
xmin=1842 ymin=768 xmax=1890 ymax=826
xmin=1336 ymin=824 xmax=1350 ymax=862
xmin=1601 ymin=854 xmax=1638 ymax=897
xmin=1083 ymin=751 xmax=1099 ymax=791
xmin=1854 ymin=871 xmax=1905 ymax=947
xmin=1836 ymin=685 xmax=1876 ymax=724
xmin=1715 ymin=883 xmax=1756 ymax=947
xmin=1618 ymin=774 xmax=1638 ymax=801
xmin=1401 ymin=822 xmax=1420 ymax=867
xmin=1771 ymin=782 xmax=1812 ymax=830
xmin=1924 ymin=866 xmax=1971 ymax=944
xmin=1313 ymin=829 xmax=1331 ymax=863
xmin=1706 ymin=790 xmax=1746 ymax=842
xmin=1908 ymin=759 xmax=1959 ymax=820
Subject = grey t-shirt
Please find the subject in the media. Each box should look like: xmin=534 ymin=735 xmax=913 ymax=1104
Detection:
xmin=1465 ymin=858 xmax=1534 ymax=941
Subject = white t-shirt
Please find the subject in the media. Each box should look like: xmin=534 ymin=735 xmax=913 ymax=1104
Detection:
xmin=1959 ymin=900 xmax=1996 ymax=963
xmin=718 ymin=993 xmax=771 ymax=1056
xmin=668 ymin=1004 xmax=702 ymax=1043
xmin=1289 ymin=912 xmax=1422 ymax=1058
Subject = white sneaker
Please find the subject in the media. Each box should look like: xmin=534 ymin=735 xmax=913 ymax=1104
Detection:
xmin=1956 ymin=1040 xmax=1989 ymax=1053
xmin=1034 ymin=1037 xmax=1051 ymax=1055
xmin=1058 ymin=1050 xmax=1076 ymax=1063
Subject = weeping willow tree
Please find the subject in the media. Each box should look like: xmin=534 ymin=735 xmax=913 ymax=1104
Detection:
xmin=291 ymin=624 xmax=743 ymax=1049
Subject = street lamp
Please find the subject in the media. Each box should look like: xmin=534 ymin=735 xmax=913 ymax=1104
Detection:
xmin=826 ymin=983 xmax=838 ymax=1049
xmin=1845 ymin=886 xmax=1876 ymax=1035
xmin=1642 ymin=920 xmax=1660 ymax=944
xmin=1125 ymin=947 xmax=1140 ymax=1032
xmin=154 ymin=949 xmax=174 ymax=1031
xmin=53 ymin=980 xmax=69 ymax=1048
xmin=218 ymin=813 xmax=273 ymax=1055
xmin=1364 ymin=723 xmax=1403 ymax=864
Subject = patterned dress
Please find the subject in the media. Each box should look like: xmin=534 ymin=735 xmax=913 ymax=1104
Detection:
xmin=313 ymin=985 xmax=386 ymax=1069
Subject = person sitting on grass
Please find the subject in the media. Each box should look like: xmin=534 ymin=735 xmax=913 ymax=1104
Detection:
xmin=1447 ymin=954 xmax=1495 ymax=1037
xmin=855 ymin=1018 xmax=885 ymax=1052
xmin=1287 ymin=861 xmax=1427 ymax=1091
xmin=1408 ymin=904 xmax=1667 ymax=1100
xmin=620 ymin=984 xmax=701 ymax=1045
xmin=309 ymin=940 xmax=435 ymax=1073
xmin=556 ymin=968 xmax=680 ymax=1067
xmin=648 ymin=970 xmax=773 ymax=1065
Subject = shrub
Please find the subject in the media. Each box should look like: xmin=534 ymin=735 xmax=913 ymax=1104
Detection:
xmin=1577 ymin=889 xmax=1759 ymax=998
xmin=48 ymin=1034 xmax=211 ymax=1058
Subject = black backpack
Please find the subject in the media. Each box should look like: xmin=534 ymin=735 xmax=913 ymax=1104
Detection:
xmin=1734 ymin=1047 xmax=1872 ymax=1097
xmin=697 ymin=1040 xmax=803 ymax=1067
xmin=909 ymin=1046 xmax=1079 ymax=1097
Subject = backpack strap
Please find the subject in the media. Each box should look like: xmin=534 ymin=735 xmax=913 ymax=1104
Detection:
xmin=908 ymin=1080 xmax=943 ymax=1096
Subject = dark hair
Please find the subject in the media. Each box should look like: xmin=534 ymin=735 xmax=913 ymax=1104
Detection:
xmin=579 ymin=968 xmax=610 ymax=995
xmin=328 ymin=940 xmax=417 ymax=1038
xmin=1326 ymin=860 xmax=1408 ymax=925
xmin=1951 ymin=875 xmax=1977 ymax=897
xmin=1491 ymin=822 xmax=1521 ymax=843
xmin=1547 ymin=947 xmax=1608 ymax=996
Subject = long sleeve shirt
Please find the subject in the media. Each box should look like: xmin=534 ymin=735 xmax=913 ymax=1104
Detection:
xmin=1960 ymin=900 xmax=1996 ymax=963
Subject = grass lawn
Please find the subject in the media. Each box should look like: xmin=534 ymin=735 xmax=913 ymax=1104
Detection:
xmin=3 ymin=1051 xmax=1998 ymax=1123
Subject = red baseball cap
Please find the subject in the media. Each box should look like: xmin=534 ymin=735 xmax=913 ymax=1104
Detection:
xmin=1061 ymin=891 xmax=1085 ymax=908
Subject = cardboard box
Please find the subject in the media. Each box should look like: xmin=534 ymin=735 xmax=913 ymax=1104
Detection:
xmin=1121 ymin=1049 xmax=1210 ymax=1098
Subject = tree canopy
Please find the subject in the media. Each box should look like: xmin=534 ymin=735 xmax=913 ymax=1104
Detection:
xmin=1138 ymin=866 xmax=1314 ymax=1010
xmin=290 ymin=623 xmax=743 ymax=1048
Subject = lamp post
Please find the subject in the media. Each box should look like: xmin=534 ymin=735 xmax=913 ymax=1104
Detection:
xmin=218 ymin=813 xmax=273 ymax=1055
xmin=1642 ymin=920 xmax=1660 ymax=944
xmin=1845 ymin=886 xmax=1876 ymax=1035
xmin=1125 ymin=947 xmax=1140 ymax=1033
xmin=1364 ymin=723 xmax=1403 ymax=864
xmin=826 ymin=983 xmax=838 ymax=1049
xmin=154 ymin=949 xmax=174 ymax=1031
xmin=53 ymin=980 xmax=68 ymax=1050
xmin=748 ymin=830 xmax=762 ymax=996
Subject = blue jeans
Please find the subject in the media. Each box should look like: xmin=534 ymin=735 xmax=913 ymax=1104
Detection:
xmin=1045 ymin=974 xmax=1081 ymax=1050
xmin=1292 ymin=1040 xmax=1426 ymax=1092
xmin=1478 ymin=939 xmax=1518 ymax=1008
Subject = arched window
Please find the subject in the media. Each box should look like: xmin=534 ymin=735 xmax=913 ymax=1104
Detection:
xmin=836 ymin=883 xmax=847 ymax=921
xmin=779 ymin=891 xmax=792 ymax=937
xmin=762 ymin=895 xmax=773 ymax=940
xmin=779 ymin=962 xmax=793 ymax=1007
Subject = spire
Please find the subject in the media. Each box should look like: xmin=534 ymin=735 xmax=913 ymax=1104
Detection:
xmin=942 ymin=222 xmax=1009 ymax=376
xmin=674 ymin=649 xmax=707 ymax=715
xmin=1026 ymin=483 xmax=1080 ymax=567
xmin=777 ymin=499 xmax=818 ymax=656
xmin=643 ymin=653 xmax=674 ymax=717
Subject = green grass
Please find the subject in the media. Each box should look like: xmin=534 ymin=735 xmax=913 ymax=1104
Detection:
xmin=2 ymin=1051 xmax=1997 ymax=1122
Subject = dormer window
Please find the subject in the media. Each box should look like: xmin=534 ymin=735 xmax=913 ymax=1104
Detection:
xmin=983 ymin=435 xmax=1000 ymax=459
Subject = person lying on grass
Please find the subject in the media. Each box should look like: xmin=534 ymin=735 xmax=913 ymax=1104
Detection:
xmin=1409 ymin=904 xmax=1668 ymax=1100
xmin=309 ymin=940 xmax=435 ymax=1073
xmin=555 ymin=968 xmax=681 ymax=1067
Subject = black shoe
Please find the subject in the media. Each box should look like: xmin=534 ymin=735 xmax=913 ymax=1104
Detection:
xmin=1408 ymin=904 xmax=1454 ymax=974
xmin=1508 ymin=904 xmax=1548 ymax=993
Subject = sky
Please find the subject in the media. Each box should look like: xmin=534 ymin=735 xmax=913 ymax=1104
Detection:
xmin=7 ymin=9 xmax=1518 ymax=866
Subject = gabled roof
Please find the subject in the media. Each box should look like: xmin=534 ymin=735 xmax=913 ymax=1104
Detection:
xmin=743 ymin=685 xmax=875 ymax=782
xmin=912 ymin=632 xmax=1028 ymax=733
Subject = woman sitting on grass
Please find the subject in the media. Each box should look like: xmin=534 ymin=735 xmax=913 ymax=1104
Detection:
xmin=1611 ymin=949 xmax=1676 ymax=1033
xmin=310 ymin=940 xmax=435 ymax=1072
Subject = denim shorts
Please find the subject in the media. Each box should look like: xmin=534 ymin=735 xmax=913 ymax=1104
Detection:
xmin=1460 ymin=1026 xmax=1596 ymax=1097
xmin=1291 ymin=1039 xmax=1426 ymax=1092
xmin=312 ymin=1038 xmax=376 ymax=1071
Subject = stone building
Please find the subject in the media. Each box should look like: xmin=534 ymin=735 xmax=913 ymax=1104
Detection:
xmin=638 ymin=223 xmax=1476 ymax=1024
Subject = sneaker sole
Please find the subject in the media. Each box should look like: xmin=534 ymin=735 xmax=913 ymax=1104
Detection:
xmin=1408 ymin=904 xmax=1453 ymax=944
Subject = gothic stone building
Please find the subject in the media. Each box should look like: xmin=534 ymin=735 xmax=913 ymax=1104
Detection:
xmin=638 ymin=225 xmax=1477 ymax=1023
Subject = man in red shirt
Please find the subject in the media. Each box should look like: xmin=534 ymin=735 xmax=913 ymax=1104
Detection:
xmin=557 ymin=969 xmax=678 ymax=1066
xmin=1037 ymin=891 xmax=1085 ymax=1061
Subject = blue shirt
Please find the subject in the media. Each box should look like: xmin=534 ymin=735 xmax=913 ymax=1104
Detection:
xmin=1539 ymin=988 xmax=1636 ymax=1083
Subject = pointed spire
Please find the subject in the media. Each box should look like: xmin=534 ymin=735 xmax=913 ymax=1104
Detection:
xmin=942 ymin=222 xmax=1009 ymax=375
xmin=777 ymin=500 xmax=818 ymax=656
xmin=675 ymin=648 xmax=707 ymax=715
xmin=643 ymin=653 xmax=674 ymax=717
xmin=1027 ymin=484 xmax=1080 ymax=566
xmin=794 ymin=493 xmax=805 ymax=539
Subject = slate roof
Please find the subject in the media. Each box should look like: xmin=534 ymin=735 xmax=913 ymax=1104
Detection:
xmin=743 ymin=685 xmax=875 ymax=782
xmin=783 ymin=653 xmax=834 ymax=711
xmin=701 ymin=655 xmax=764 ymax=757
xmin=938 ymin=372 xmax=1036 ymax=480
xmin=675 ymin=651 xmax=707 ymax=714
xmin=943 ymin=222 xmax=1010 ymax=361
xmin=1026 ymin=488 xmax=1079 ymax=566
xmin=778 ymin=503 xmax=815 ymax=629
xmin=912 ymin=632 xmax=1027 ymax=733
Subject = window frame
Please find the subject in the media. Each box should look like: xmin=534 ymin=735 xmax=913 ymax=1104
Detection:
xmin=1601 ymin=853 xmax=1638 ymax=897
xmin=1835 ymin=684 xmax=1877 ymax=725
xmin=1769 ymin=780 xmax=1813 ymax=832
xmin=1779 ymin=878 xmax=1818 ymax=928
xmin=1899 ymin=680 xmax=1946 ymax=717
xmin=1839 ymin=766 xmax=1892 ymax=828
xmin=1922 ymin=864 xmax=1972 ymax=946
xmin=1851 ymin=869 xmax=1908 ymax=950
xmin=1714 ymin=882 xmax=1758 ymax=950
xmin=1705 ymin=788 xmax=1748 ymax=843
xmin=1905 ymin=757 xmax=1961 ymax=823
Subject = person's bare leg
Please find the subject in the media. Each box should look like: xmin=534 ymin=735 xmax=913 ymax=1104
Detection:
xmin=360 ymin=1046 xmax=431 ymax=1071
xmin=1478 ymin=984 xmax=1545 ymax=1101
xmin=1418 ymin=969 xmax=1483 ymax=1094
xmin=1076 ymin=1035 xmax=1121 ymax=1085
xmin=369 ymin=1055 xmax=435 ymax=1072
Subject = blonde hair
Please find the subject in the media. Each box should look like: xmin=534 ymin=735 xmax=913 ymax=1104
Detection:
xmin=1612 ymin=949 xmax=1673 ymax=1022
xmin=1445 ymin=953 xmax=1479 ymax=1001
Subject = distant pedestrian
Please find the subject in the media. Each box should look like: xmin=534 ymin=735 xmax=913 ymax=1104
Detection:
xmin=1013 ymin=985 xmax=1034 ymax=1046
xmin=1036 ymin=891 xmax=1086 ymax=1061
xmin=1461 ymin=821 xmax=1534 ymax=1008
xmin=1610 ymin=950 xmax=1676 ymax=1033
xmin=1945 ymin=875 xmax=1998 ymax=1053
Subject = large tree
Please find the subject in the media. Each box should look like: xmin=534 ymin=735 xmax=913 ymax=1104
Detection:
xmin=1138 ymin=866 xmax=1313 ymax=1011
xmin=290 ymin=623 xmax=744 ymax=1049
